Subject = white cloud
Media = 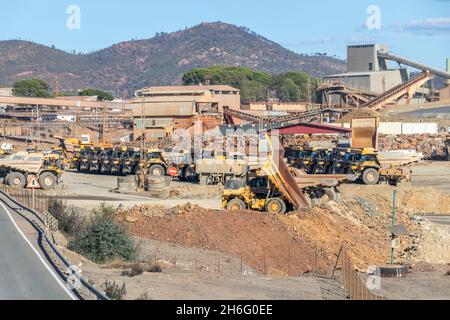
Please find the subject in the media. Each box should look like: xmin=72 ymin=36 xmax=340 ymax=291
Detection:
xmin=393 ymin=17 xmax=450 ymax=35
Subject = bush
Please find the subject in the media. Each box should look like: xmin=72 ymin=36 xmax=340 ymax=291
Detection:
xmin=104 ymin=281 xmax=126 ymax=300
xmin=68 ymin=206 xmax=137 ymax=264
xmin=122 ymin=264 xmax=144 ymax=277
xmin=92 ymin=203 xmax=116 ymax=220
xmin=135 ymin=292 xmax=152 ymax=300
xmin=147 ymin=264 xmax=162 ymax=273
xmin=48 ymin=199 xmax=87 ymax=235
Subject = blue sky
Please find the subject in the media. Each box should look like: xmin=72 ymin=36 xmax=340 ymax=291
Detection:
xmin=1 ymin=0 xmax=449 ymax=69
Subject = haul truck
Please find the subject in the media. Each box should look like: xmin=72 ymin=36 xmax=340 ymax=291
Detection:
xmin=0 ymin=152 xmax=64 ymax=189
xmin=222 ymin=135 xmax=350 ymax=214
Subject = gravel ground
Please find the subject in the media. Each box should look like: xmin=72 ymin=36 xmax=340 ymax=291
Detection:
xmin=57 ymin=171 xmax=222 ymax=210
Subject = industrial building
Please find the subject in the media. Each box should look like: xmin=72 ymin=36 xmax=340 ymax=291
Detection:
xmin=322 ymin=44 xmax=450 ymax=107
xmin=323 ymin=44 xmax=408 ymax=97
xmin=132 ymin=85 xmax=240 ymax=140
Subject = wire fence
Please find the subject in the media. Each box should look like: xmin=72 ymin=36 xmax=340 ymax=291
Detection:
xmin=0 ymin=185 xmax=54 ymax=213
xmin=141 ymin=242 xmax=332 ymax=278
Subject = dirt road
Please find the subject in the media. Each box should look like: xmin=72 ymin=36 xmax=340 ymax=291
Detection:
xmin=411 ymin=161 xmax=450 ymax=194
xmin=59 ymin=172 xmax=221 ymax=210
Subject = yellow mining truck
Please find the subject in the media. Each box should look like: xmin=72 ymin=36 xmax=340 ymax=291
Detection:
xmin=446 ymin=136 xmax=450 ymax=161
xmin=196 ymin=156 xmax=247 ymax=185
xmin=222 ymin=135 xmax=350 ymax=214
xmin=0 ymin=152 xmax=64 ymax=189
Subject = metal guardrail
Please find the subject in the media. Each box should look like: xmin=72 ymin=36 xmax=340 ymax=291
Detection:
xmin=0 ymin=189 xmax=109 ymax=300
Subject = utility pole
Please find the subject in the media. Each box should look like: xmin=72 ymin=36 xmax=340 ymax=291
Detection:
xmin=140 ymin=94 xmax=146 ymax=154
xmin=138 ymin=93 xmax=147 ymax=190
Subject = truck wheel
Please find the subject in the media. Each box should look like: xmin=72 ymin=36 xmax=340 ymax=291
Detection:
xmin=362 ymin=168 xmax=380 ymax=185
xmin=265 ymin=198 xmax=287 ymax=214
xmin=323 ymin=188 xmax=337 ymax=202
xmin=149 ymin=164 xmax=165 ymax=176
xmin=227 ymin=198 xmax=246 ymax=211
xmin=39 ymin=172 xmax=57 ymax=190
xmin=199 ymin=175 xmax=208 ymax=185
xmin=8 ymin=172 xmax=26 ymax=188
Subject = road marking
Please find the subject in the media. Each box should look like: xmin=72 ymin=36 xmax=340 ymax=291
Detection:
xmin=0 ymin=201 xmax=77 ymax=300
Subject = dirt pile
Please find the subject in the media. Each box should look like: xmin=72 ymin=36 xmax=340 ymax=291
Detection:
xmin=118 ymin=202 xmax=395 ymax=275
xmin=339 ymin=184 xmax=450 ymax=214
xmin=118 ymin=205 xmax=325 ymax=275
xmin=117 ymin=185 xmax=450 ymax=275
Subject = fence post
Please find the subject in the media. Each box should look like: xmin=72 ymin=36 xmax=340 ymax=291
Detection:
xmin=288 ymin=244 xmax=291 ymax=277
xmin=240 ymin=257 xmax=243 ymax=275
xmin=263 ymin=248 xmax=267 ymax=276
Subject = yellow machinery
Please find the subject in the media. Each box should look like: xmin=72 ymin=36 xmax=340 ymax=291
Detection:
xmin=222 ymin=134 xmax=350 ymax=214
xmin=0 ymin=152 xmax=64 ymax=189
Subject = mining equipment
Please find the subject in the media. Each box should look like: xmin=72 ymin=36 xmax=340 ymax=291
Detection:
xmin=222 ymin=134 xmax=350 ymax=214
xmin=71 ymin=145 xmax=168 ymax=176
xmin=0 ymin=152 xmax=64 ymax=189
xmin=445 ymin=136 xmax=450 ymax=161
xmin=286 ymin=146 xmax=411 ymax=185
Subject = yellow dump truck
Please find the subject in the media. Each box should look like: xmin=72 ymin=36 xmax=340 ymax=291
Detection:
xmin=196 ymin=157 xmax=247 ymax=185
xmin=222 ymin=135 xmax=350 ymax=214
xmin=0 ymin=152 xmax=64 ymax=189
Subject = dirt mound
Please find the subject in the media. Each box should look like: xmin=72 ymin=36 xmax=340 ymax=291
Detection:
xmin=339 ymin=185 xmax=450 ymax=214
xmin=117 ymin=185 xmax=450 ymax=276
xmin=118 ymin=202 xmax=394 ymax=275
xmin=119 ymin=204 xmax=325 ymax=275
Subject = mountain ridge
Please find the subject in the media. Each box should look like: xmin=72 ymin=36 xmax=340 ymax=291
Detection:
xmin=0 ymin=22 xmax=346 ymax=96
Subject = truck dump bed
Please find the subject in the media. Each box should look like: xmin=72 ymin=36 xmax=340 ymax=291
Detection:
xmin=261 ymin=136 xmax=311 ymax=210
xmin=0 ymin=152 xmax=44 ymax=174
xmin=196 ymin=159 xmax=246 ymax=176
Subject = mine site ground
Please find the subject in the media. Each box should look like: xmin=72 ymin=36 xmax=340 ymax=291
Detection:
xmin=48 ymin=160 xmax=450 ymax=300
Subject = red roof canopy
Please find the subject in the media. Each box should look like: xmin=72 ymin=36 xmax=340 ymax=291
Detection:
xmin=269 ymin=122 xmax=351 ymax=135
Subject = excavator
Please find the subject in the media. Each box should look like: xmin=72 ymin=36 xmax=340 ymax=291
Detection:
xmin=222 ymin=134 xmax=350 ymax=214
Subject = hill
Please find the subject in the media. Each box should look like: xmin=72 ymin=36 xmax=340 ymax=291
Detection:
xmin=0 ymin=22 xmax=346 ymax=96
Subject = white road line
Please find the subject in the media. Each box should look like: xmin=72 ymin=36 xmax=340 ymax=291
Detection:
xmin=0 ymin=201 xmax=77 ymax=300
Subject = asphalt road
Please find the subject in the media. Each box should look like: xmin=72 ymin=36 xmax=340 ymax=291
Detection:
xmin=423 ymin=215 xmax=450 ymax=226
xmin=0 ymin=204 xmax=73 ymax=300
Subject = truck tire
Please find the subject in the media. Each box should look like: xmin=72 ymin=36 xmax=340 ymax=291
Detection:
xmin=265 ymin=198 xmax=287 ymax=214
xmin=7 ymin=172 xmax=26 ymax=188
xmin=39 ymin=172 xmax=57 ymax=190
xmin=323 ymin=188 xmax=338 ymax=202
xmin=362 ymin=168 xmax=380 ymax=185
xmin=227 ymin=198 xmax=246 ymax=211
xmin=148 ymin=164 xmax=165 ymax=176
xmin=199 ymin=175 xmax=208 ymax=185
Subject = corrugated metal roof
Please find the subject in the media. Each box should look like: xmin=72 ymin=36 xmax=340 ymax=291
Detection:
xmin=137 ymin=85 xmax=240 ymax=94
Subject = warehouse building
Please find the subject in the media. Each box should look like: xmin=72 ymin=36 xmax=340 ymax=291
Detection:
xmin=132 ymin=85 xmax=240 ymax=140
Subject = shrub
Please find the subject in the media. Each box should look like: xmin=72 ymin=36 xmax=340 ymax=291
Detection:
xmin=130 ymin=264 xmax=145 ymax=277
xmin=68 ymin=210 xmax=137 ymax=264
xmin=48 ymin=199 xmax=87 ymax=235
xmin=104 ymin=281 xmax=126 ymax=300
xmin=92 ymin=203 xmax=117 ymax=220
xmin=135 ymin=292 xmax=152 ymax=300
xmin=147 ymin=264 xmax=162 ymax=273
xmin=122 ymin=264 xmax=144 ymax=277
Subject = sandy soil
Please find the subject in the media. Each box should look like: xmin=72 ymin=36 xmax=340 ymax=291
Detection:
xmin=56 ymin=172 xmax=221 ymax=210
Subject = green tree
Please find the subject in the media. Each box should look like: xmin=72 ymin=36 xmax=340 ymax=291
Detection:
xmin=79 ymin=88 xmax=114 ymax=101
xmin=182 ymin=66 xmax=271 ymax=103
xmin=12 ymin=79 xmax=52 ymax=98
xmin=182 ymin=66 xmax=318 ymax=103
